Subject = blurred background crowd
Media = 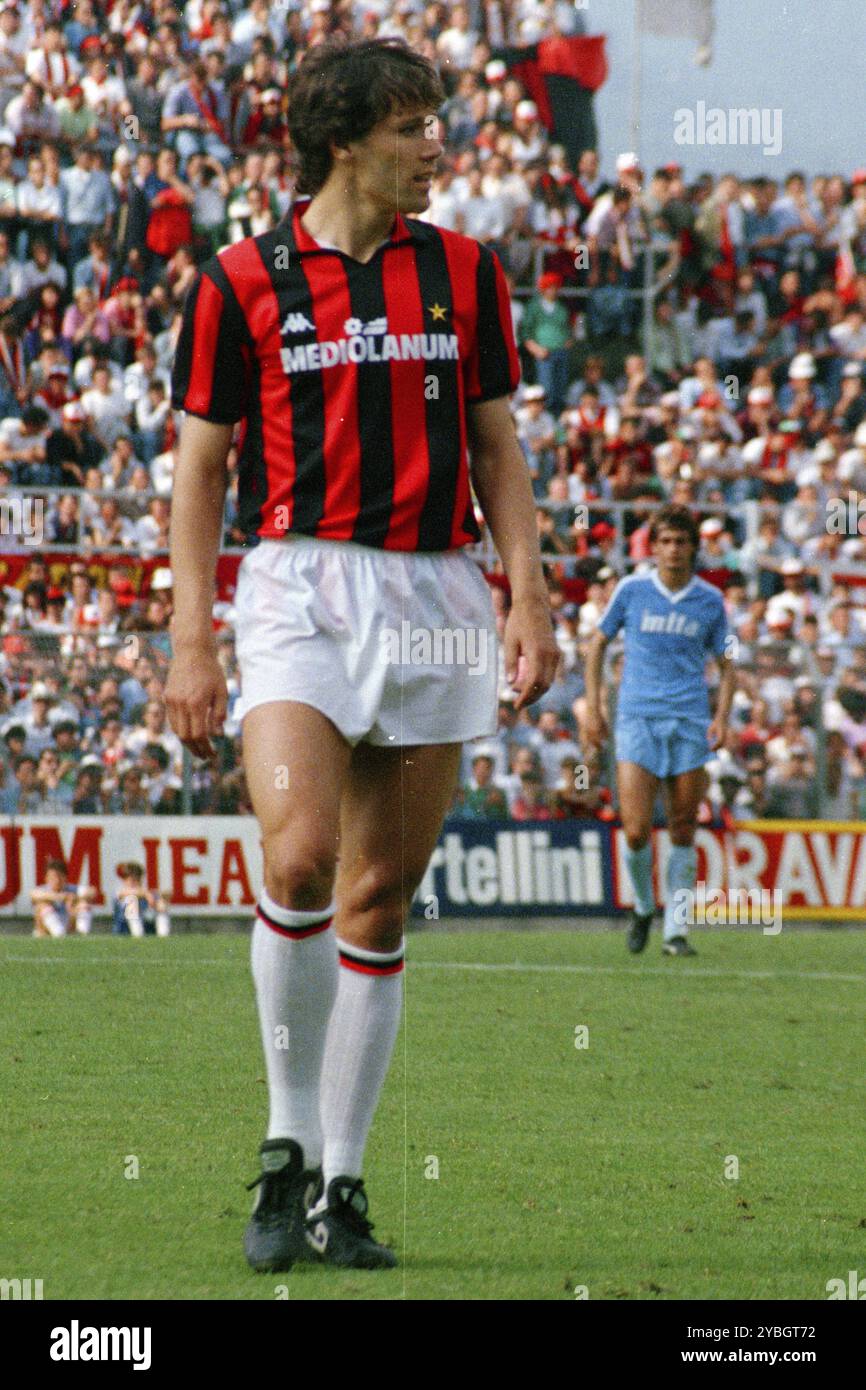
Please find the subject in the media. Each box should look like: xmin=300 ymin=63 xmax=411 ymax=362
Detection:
xmin=1 ymin=0 xmax=866 ymax=822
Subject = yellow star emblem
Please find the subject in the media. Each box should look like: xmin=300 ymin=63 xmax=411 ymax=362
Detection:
xmin=428 ymin=302 xmax=447 ymax=321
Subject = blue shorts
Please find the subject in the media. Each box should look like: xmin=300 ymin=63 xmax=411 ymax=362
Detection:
xmin=615 ymin=716 xmax=710 ymax=779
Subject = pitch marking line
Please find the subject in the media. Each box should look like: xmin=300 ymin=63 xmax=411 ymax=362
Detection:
xmin=0 ymin=955 xmax=864 ymax=984
xmin=412 ymin=961 xmax=866 ymax=984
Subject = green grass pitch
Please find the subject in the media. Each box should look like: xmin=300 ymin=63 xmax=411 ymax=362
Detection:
xmin=1 ymin=927 xmax=862 ymax=1301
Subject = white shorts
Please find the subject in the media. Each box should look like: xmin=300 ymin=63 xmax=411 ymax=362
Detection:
xmin=232 ymin=536 xmax=499 ymax=747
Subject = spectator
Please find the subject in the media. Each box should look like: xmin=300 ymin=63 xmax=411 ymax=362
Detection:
xmin=107 ymin=764 xmax=150 ymax=815
xmin=144 ymin=148 xmax=194 ymax=265
xmin=162 ymin=60 xmax=232 ymax=168
xmin=60 ymin=147 xmax=113 ymax=268
xmin=5 ymin=79 xmax=61 ymax=161
xmin=55 ymin=82 xmax=99 ymax=150
xmin=0 ymin=4 xmax=27 ymax=116
xmin=5 ymin=750 xmax=39 ymax=812
xmin=71 ymin=758 xmax=103 ymax=814
xmin=511 ymin=769 xmax=554 ymax=821
xmin=134 ymin=496 xmax=171 ymax=557
xmin=31 ymin=858 xmax=94 ymax=936
xmin=34 ymin=745 xmax=74 ymax=811
xmin=456 ymin=752 xmax=508 ymax=819
xmin=80 ymin=360 xmax=129 ymax=446
xmin=519 ymin=272 xmax=573 ymax=415
xmin=72 ymin=229 xmax=112 ymax=298
xmin=112 ymin=861 xmax=170 ymax=935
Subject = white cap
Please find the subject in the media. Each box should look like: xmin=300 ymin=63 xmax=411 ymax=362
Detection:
xmin=616 ymin=151 xmax=641 ymax=173
xmin=781 ymin=558 xmax=805 ymax=575
xmin=63 ymin=401 xmax=86 ymax=422
xmin=842 ymin=360 xmax=863 ymax=378
xmin=523 ymin=384 xmax=546 ymax=401
xmin=485 ymin=59 xmax=507 ymax=82
xmin=515 ymin=100 xmax=538 ymax=121
xmin=813 ymin=439 xmax=836 ymax=463
xmin=31 ymin=681 xmax=52 ymax=700
xmin=699 ymin=517 xmax=723 ymax=536
xmin=854 ymin=421 xmax=866 ymax=448
xmin=150 ymin=567 xmax=173 ymax=590
xmin=788 ymin=353 xmax=816 ymax=379
xmin=113 ymin=145 xmax=133 ymax=165
xmin=49 ymin=708 xmax=80 ymax=727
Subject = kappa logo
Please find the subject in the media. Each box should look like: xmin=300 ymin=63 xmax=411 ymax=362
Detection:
xmin=280 ymin=311 xmax=315 ymax=334
xmin=344 ymin=315 xmax=388 ymax=336
xmin=306 ymin=1221 xmax=329 ymax=1254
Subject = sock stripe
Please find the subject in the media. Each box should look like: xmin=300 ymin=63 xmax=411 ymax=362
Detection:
xmin=338 ymin=946 xmax=404 ymax=976
xmin=256 ymin=904 xmax=333 ymax=940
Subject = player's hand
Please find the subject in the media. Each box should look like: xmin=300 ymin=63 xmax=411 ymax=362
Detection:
xmin=165 ymin=646 xmax=227 ymax=760
xmin=707 ymin=717 xmax=726 ymax=750
xmin=583 ymin=709 xmax=608 ymax=749
xmin=504 ymin=596 xmax=560 ymax=711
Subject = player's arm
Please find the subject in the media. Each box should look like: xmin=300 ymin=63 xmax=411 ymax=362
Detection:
xmin=164 ymin=415 xmax=233 ymax=759
xmin=582 ymin=628 xmax=610 ymax=747
xmin=708 ymin=653 xmax=736 ymax=750
xmin=31 ymin=887 xmax=68 ymax=904
xmin=467 ymin=395 xmax=560 ymax=710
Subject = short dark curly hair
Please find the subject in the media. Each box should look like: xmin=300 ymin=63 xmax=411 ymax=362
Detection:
xmin=648 ymin=503 xmax=700 ymax=551
xmin=286 ymin=38 xmax=445 ymax=196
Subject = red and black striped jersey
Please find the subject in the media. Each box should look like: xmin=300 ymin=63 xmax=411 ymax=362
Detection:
xmin=170 ymin=196 xmax=520 ymax=551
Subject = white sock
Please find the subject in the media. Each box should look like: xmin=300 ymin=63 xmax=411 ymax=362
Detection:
xmin=75 ymin=905 xmax=92 ymax=935
xmin=155 ymin=910 xmax=170 ymax=937
xmin=320 ymin=939 xmax=405 ymax=1187
xmin=40 ymin=906 xmax=67 ymax=938
xmin=664 ymin=844 xmax=698 ymax=941
xmin=624 ymin=842 xmax=655 ymax=916
xmin=124 ymin=897 xmax=144 ymax=937
xmin=252 ymin=889 xmax=338 ymax=1166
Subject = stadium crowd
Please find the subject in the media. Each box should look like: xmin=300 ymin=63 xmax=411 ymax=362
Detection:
xmin=1 ymin=0 xmax=866 ymax=822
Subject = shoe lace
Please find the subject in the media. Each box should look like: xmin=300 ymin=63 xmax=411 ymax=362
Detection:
xmin=246 ymin=1165 xmax=294 ymax=1219
xmin=333 ymin=1178 xmax=375 ymax=1238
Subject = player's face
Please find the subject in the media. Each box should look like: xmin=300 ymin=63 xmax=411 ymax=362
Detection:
xmin=652 ymin=526 xmax=695 ymax=582
xmin=350 ymin=106 xmax=443 ymax=214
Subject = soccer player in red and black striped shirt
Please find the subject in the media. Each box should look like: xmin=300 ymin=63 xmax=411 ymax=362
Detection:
xmin=166 ymin=37 xmax=558 ymax=1273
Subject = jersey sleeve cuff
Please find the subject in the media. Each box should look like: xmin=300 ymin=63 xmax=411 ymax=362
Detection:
xmin=466 ymin=385 xmax=518 ymax=404
xmin=172 ymin=405 xmax=242 ymax=425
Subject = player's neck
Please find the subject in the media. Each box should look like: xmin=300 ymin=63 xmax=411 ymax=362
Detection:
xmin=656 ymin=566 xmax=693 ymax=593
xmin=299 ymin=184 xmax=396 ymax=264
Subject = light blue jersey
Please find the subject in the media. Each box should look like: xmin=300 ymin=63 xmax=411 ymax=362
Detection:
xmin=598 ymin=570 xmax=729 ymax=724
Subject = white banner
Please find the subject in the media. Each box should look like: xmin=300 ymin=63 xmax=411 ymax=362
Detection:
xmin=640 ymin=0 xmax=714 ymax=60
xmin=0 ymin=817 xmax=263 ymax=917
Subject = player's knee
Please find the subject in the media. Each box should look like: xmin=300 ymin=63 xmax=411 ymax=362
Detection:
xmin=340 ymin=863 xmax=407 ymax=948
xmin=669 ymin=823 xmax=695 ymax=847
xmin=624 ymin=826 xmax=651 ymax=851
xmin=262 ymin=830 xmax=336 ymax=911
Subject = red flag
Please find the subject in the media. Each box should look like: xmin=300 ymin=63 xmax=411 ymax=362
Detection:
xmin=500 ymin=35 xmax=608 ymax=148
xmin=536 ymin=35 xmax=609 ymax=93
